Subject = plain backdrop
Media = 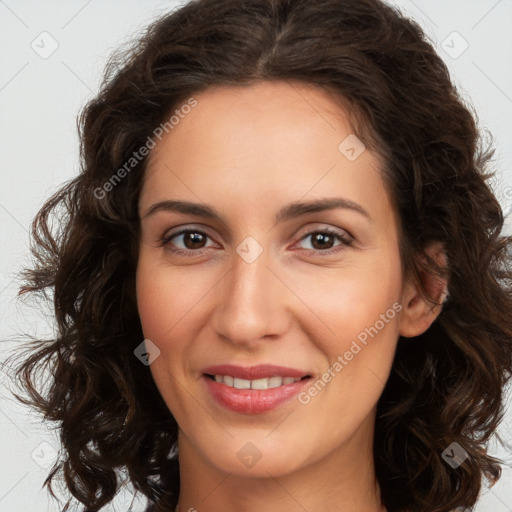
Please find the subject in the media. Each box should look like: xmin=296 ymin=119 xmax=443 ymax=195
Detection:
xmin=1 ymin=1 xmax=511 ymax=511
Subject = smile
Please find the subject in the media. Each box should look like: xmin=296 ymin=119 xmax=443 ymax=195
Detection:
xmin=201 ymin=364 xmax=312 ymax=414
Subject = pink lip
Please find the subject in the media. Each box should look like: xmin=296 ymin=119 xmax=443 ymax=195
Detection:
xmin=201 ymin=364 xmax=312 ymax=414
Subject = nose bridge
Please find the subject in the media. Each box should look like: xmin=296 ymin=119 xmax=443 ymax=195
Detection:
xmin=211 ymin=248 xmax=287 ymax=344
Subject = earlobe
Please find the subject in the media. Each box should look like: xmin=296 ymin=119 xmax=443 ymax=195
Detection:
xmin=398 ymin=242 xmax=448 ymax=339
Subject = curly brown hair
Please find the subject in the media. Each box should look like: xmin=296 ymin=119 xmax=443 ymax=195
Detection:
xmin=9 ymin=0 xmax=512 ymax=511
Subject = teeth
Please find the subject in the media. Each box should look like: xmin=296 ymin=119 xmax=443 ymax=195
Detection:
xmin=233 ymin=378 xmax=251 ymax=389
xmin=212 ymin=375 xmax=303 ymax=389
xmin=251 ymin=378 xmax=269 ymax=390
xmin=268 ymin=376 xmax=283 ymax=388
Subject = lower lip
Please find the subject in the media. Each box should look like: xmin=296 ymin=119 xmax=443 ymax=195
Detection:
xmin=203 ymin=375 xmax=311 ymax=414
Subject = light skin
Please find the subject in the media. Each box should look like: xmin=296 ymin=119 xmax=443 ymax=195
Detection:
xmin=136 ymin=80 xmax=447 ymax=512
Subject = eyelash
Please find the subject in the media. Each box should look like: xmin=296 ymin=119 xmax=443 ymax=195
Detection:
xmin=157 ymin=227 xmax=353 ymax=257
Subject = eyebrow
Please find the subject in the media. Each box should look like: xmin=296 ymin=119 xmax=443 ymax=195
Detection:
xmin=142 ymin=197 xmax=372 ymax=224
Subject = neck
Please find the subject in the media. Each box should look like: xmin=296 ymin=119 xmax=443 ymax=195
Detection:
xmin=174 ymin=412 xmax=385 ymax=512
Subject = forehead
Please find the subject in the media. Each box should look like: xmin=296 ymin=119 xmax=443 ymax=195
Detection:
xmin=147 ymin=81 xmax=358 ymax=168
xmin=140 ymin=81 xmax=395 ymax=228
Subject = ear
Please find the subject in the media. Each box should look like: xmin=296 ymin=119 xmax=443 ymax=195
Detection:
xmin=398 ymin=241 xmax=449 ymax=338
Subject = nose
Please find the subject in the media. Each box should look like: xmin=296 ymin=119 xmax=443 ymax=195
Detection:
xmin=210 ymin=248 xmax=290 ymax=347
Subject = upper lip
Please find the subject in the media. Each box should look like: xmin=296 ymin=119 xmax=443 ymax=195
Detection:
xmin=202 ymin=364 xmax=312 ymax=380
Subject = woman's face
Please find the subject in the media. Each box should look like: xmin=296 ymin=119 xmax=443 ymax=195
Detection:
xmin=136 ymin=80 xmax=407 ymax=478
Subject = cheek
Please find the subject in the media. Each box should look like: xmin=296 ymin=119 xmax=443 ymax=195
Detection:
xmin=285 ymin=249 xmax=403 ymax=357
xmin=135 ymin=270 xmax=169 ymax=341
xmin=324 ymin=257 xmax=403 ymax=401
xmin=135 ymin=258 xmax=189 ymax=391
xmin=135 ymin=254 xmax=201 ymax=341
xmin=135 ymin=254 xmax=215 ymax=383
xmin=135 ymin=259 xmax=190 ymax=412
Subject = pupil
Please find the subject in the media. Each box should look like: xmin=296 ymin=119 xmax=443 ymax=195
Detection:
xmin=185 ymin=232 xmax=205 ymax=249
xmin=313 ymin=233 xmax=333 ymax=250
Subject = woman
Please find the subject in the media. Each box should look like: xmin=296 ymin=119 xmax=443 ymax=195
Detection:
xmin=12 ymin=0 xmax=512 ymax=511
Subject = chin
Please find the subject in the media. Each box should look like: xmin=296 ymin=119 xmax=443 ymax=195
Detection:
xmin=189 ymin=427 xmax=314 ymax=478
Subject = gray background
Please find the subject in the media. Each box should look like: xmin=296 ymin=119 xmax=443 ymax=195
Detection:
xmin=1 ymin=0 xmax=511 ymax=510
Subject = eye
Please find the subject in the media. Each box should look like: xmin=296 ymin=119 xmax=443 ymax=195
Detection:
xmin=295 ymin=228 xmax=353 ymax=254
xmin=159 ymin=229 xmax=217 ymax=256
xmin=158 ymin=226 xmax=354 ymax=258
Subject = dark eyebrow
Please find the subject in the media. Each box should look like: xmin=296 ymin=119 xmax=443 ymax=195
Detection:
xmin=142 ymin=197 xmax=372 ymax=223
xmin=275 ymin=197 xmax=372 ymax=223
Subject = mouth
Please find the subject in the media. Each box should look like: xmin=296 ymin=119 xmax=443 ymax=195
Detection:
xmin=201 ymin=364 xmax=313 ymax=414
